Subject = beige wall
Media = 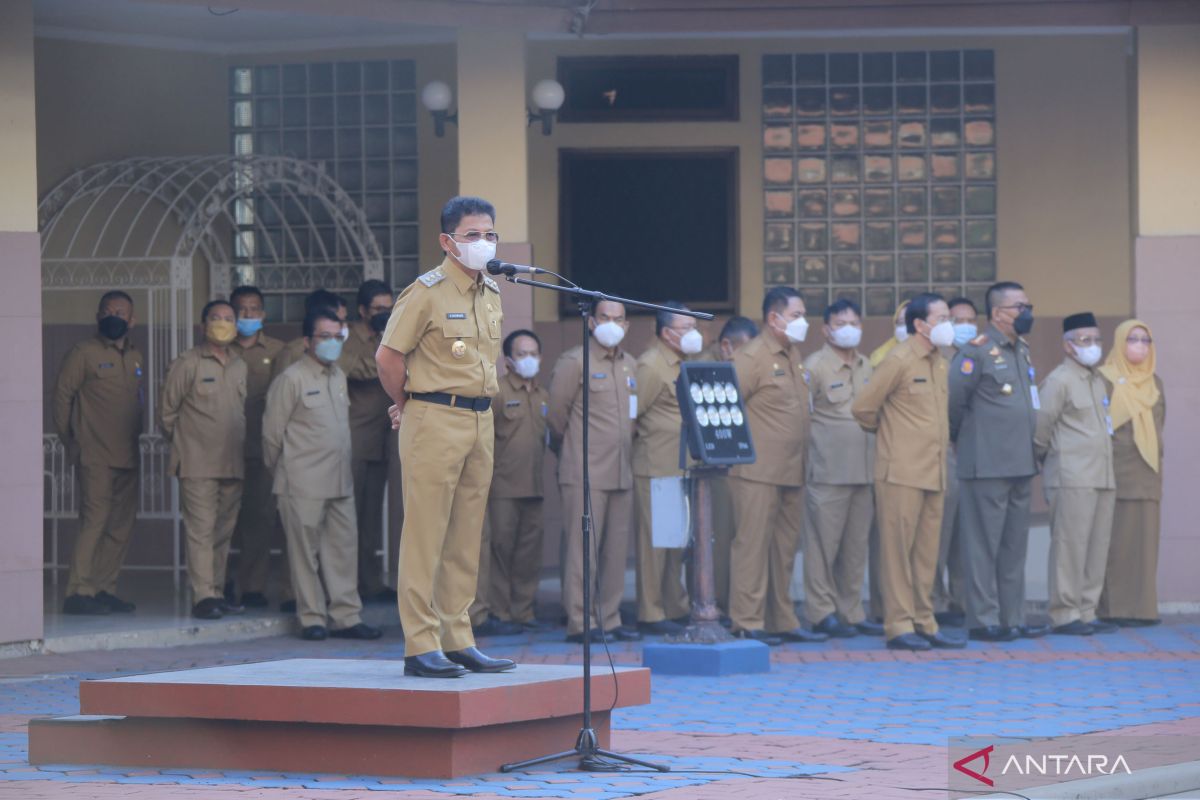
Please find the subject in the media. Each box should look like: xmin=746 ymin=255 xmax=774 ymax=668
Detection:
xmin=526 ymin=33 xmax=1133 ymax=323
xmin=1136 ymin=25 xmax=1200 ymax=237
xmin=0 ymin=1 xmax=38 ymax=233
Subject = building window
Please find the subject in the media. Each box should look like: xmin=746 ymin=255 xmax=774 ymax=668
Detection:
xmin=761 ymin=50 xmax=997 ymax=316
xmin=229 ymin=61 xmax=419 ymax=320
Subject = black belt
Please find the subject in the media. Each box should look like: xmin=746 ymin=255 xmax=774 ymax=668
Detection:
xmin=408 ymin=392 xmax=491 ymax=412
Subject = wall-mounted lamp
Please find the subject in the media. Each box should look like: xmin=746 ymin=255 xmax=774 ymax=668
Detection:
xmin=528 ymin=79 xmax=565 ymax=136
xmin=421 ymin=81 xmax=457 ymax=137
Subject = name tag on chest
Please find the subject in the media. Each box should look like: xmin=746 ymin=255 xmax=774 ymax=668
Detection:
xmin=505 ymin=400 xmax=521 ymax=408
xmin=446 ymin=312 xmax=467 ymax=320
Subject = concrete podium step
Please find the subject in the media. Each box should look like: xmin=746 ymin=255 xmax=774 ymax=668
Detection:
xmin=29 ymin=659 xmax=651 ymax=778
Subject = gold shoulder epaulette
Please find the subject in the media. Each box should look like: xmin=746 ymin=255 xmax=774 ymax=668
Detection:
xmin=417 ymin=268 xmax=445 ymax=288
xmin=968 ymin=333 xmax=988 ymax=347
xmin=483 ymin=275 xmax=500 ymax=293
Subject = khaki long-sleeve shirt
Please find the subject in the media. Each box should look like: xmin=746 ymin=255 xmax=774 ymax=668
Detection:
xmin=804 ymin=344 xmax=874 ymax=486
xmin=491 ymin=369 xmax=549 ymax=499
xmin=381 ymin=259 xmax=503 ymax=398
xmin=231 ymin=332 xmax=285 ymax=461
xmin=547 ymin=340 xmax=637 ymax=491
xmin=53 ymin=336 xmax=143 ymax=469
xmin=1034 ymin=358 xmax=1115 ymax=490
xmin=262 ymin=354 xmax=353 ymax=500
xmin=158 ymin=346 xmax=247 ymax=479
xmin=633 ymin=339 xmax=685 ymax=479
xmin=339 ymin=321 xmax=392 ymax=463
xmin=729 ymin=332 xmax=809 ymax=487
xmin=851 ymin=336 xmax=948 ymax=492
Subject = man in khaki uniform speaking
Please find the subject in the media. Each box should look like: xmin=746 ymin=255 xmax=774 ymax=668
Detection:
xmin=264 ymin=308 xmax=382 ymax=642
xmin=802 ymin=298 xmax=882 ymax=638
xmin=228 ymin=285 xmax=286 ymax=608
xmin=470 ymin=329 xmax=549 ymax=636
xmin=852 ymin=293 xmax=964 ymax=651
xmin=54 ymin=290 xmax=143 ymax=616
xmin=548 ymin=299 xmax=643 ymax=644
xmin=272 ymin=290 xmax=348 ymax=380
xmin=1034 ymin=312 xmax=1117 ymax=636
xmin=159 ymin=300 xmax=247 ymax=621
xmin=632 ymin=301 xmax=700 ymax=636
xmin=729 ymin=287 xmax=827 ymax=646
xmin=341 ymin=278 xmax=401 ymax=602
xmin=376 ymin=196 xmax=515 ymax=678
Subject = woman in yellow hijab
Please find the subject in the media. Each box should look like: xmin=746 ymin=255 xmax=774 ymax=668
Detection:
xmin=869 ymin=301 xmax=910 ymax=367
xmin=1096 ymin=319 xmax=1165 ymax=627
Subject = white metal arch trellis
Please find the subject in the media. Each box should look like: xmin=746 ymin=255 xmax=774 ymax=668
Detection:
xmin=39 ymin=155 xmax=384 ymax=588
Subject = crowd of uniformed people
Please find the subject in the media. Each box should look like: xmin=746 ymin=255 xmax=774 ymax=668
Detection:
xmin=53 ymin=196 xmax=1166 ymax=662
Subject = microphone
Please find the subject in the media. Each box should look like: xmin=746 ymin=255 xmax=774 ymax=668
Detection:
xmin=486 ymin=259 xmax=544 ymax=276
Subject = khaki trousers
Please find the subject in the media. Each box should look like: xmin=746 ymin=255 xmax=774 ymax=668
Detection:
xmin=278 ymin=494 xmax=362 ymax=629
xmin=1047 ymin=487 xmax=1115 ymax=627
xmin=633 ymin=477 xmax=689 ymax=624
xmin=802 ymin=482 xmax=873 ymax=626
xmin=486 ymin=496 xmax=544 ymax=624
xmin=960 ymin=477 xmax=1032 ymax=629
xmin=397 ymin=402 xmax=494 ymax=657
xmin=729 ymin=477 xmax=802 ymax=634
xmin=710 ymin=474 xmax=735 ymax=614
xmin=179 ymin=477 xmax=243 ymax=602
xmin=875 ymin=480 xmax=943 ymax=640
xmin=867 ymin=520 xmax=883 ymax=622
xmin=932 ymin=454 xmax=964 ymax=615
xmin=353 ymin=429 xmax=402 ymax=594
xmin=66 ymin=465 xmax=138 ymax=597
xmin=231 ymin=458 xmax=290 ymax=597
xmin=561 ymin=483 xmax=632 ymax=636
xmin=1097 ymin=499 xmax=1161 ymax=621
xmin=468 ymin=512 xmax=495 ymax=627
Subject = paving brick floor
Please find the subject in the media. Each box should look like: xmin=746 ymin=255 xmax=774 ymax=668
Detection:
xmin=1 ymin=617 xmax=1197 ymax=799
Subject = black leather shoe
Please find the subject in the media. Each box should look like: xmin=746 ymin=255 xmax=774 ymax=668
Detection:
xmin=220 ymin=599 xmax=245 ymax=615
xmin=814 ymin=614 xmax=858 ymax=638
xmin=606 ymin=625 xmax=643 ymax=642
xmin=735 ymin=629 xmax=783 ymax=646
xmin=920 ymin=630 xmax=967 ymax=649
xmin=404 ymin=651 xmax=467 ymax=678
xmin=473 ymin=615 xmax=524 ymax=637
xmin=280 ymin=599 xmax=297 ymax=613
xmin=969 ymin=625 xmax=1019 ymax=642
xmin=777 ymin=627 xmax=829 ymax=643
xmin=191 ymin=597 xmax=224 ymax=620
xmin=62 ymin=594 xmax=112 ymax=616
xmin=330 ymin=623 xmax=382 ymax=640
xmin=854 ymin=620 xmax=885 ymax=636
xmin=638 ymin=619 xmax=686 ymax=636
xmin=1117 ymin=617 xmax=1159 ymax=628
xmin=445 ymin=646 xmax=516 ymax=673
xmin=565 ymin=629 xmax=603 ymax=644
xmin=1015 ymin=624 xmax=1050 ymax=639
xmin=1052 ymin=620 xmax=1093 ymax=636
xmin=240 ymin=592 xmax=269 ymax=608
xmin=671 ymin=615 xmax=691 ymax=626
xmin=95 ymin=591 xmax=135 ymax=613
xmin=300 ymin=625 xmax=328 ymax=641
xmin=1088 ymin=620 xmax=1119 ymax=635
xmin=887 ymin=632 xmax=932 ymax=651
xmin=935 ymin=610 xmax=966 ymax=627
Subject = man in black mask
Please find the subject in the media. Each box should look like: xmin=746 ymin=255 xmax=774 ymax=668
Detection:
xmin=341 ymin=279 xmax=402 ymax=601
xmin=948 ymin=281 xmax=1049 ymax=642
xmin=53 ymin=291 xmax=144 ymax=615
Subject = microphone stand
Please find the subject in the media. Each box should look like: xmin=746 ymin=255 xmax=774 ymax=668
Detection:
xmin=497 ymin=270 xmax=710 ymax=774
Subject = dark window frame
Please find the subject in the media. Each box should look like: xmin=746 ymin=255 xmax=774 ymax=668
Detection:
xmin=557 ymin=55 xmax=740 ymax=123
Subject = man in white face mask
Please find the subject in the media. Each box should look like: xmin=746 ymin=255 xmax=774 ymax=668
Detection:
xmin=547 ymin=300 xmax=643 ymax=643
xmin=1034 ymin=312 xmax=1116 ymax=636
xmin=802 ymin=299 xmax=882 ymax=638
xmin=470 ymin=329 xmax=550 ymax=637
xmin=727 ymin=288 xmax=827 ymax=645
xmin=632 ymin=302 xmax=699 ymax=636
xmin=852 ymin=293 xmax=965 ymax=651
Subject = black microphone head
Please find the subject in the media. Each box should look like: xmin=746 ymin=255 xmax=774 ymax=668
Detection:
xmin=486 ymin=259 xmax=504 ymax=275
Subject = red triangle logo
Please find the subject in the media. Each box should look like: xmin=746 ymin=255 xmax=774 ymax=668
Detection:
xmin=954 ymin=744 xmax=995 ymax=787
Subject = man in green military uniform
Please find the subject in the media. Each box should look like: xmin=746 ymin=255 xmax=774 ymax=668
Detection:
xmin=376 ymin=196 xmax=515 ymax=678
xmin=949 ymin=281 xmax=1048 ymax=641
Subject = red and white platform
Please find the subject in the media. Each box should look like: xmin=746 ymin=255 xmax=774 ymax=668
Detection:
xmin=28 ymin=659 xmax=651 ymax=778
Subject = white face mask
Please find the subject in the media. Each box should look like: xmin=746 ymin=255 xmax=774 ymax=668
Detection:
xmin=1073 ymin=343 xmax=1103 ymax=367
xmin=781 ymin=315 xmax=808 ymax=343
xmin=678 ymin=329 xmax=704 ymax=355
xmin=830 ymin=325 xmax=862 ymax=350
xmin=895 ymin=324 xmax=909 ymax=342
xmin=452 ymin=237 xmax=497 ymax=271
xmin=929 ymin=319 xmax=956 ymax=348
xmin=511 ymin=355 xmax=540 ymax=379
xmin=593 ymin=321 xmax=625 ymax=348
